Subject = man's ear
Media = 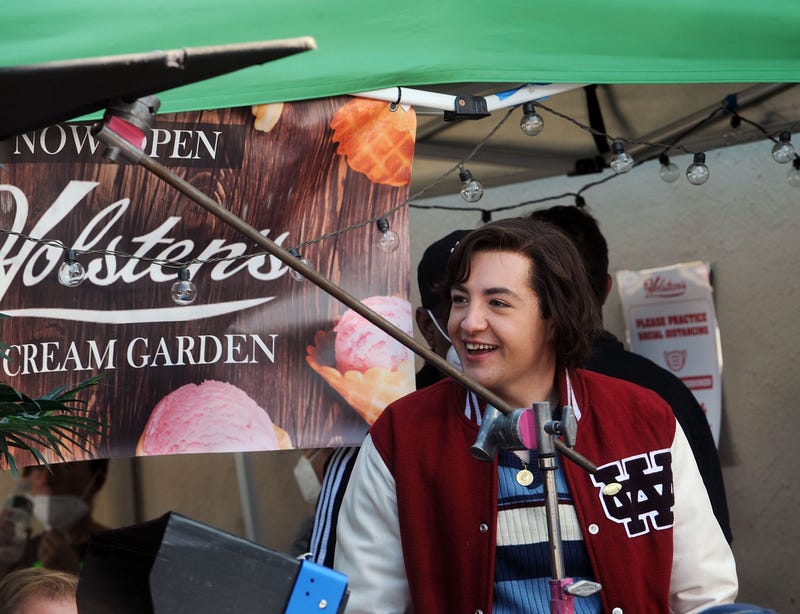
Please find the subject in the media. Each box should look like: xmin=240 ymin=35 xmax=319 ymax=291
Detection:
xmin=415 ymin=306 xmax=438 ymax=349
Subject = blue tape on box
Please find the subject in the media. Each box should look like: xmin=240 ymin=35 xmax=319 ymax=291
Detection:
xmin=285 ymin=560 xmax=349 ymax=614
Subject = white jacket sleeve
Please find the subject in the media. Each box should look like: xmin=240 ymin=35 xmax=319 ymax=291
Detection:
xmin=334 ymin=434 xmax=412 ymax=614
xmin=669 ymin=422 xmax=738 ymax=613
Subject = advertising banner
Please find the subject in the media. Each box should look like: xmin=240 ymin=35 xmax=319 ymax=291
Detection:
xmin=0 ymin=96 xmax=417 ymax=464
xmin=616 ymin=261 xmax=723 ymax=444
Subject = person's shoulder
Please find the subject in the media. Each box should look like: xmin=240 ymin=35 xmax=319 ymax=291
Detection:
xmin=588 ymin=333 xmax=699 ymax=408
xmin=575 ymin=369 xmax=678 ymax=444
xmin=576 ymin=368 xmax=674 ymax=417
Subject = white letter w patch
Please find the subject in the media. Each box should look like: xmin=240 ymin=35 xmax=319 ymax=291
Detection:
xmin=590 ymin=449 xmax=674 ymax=538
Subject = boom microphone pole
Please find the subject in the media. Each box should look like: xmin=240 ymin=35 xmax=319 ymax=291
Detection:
xmin=91 ymin=101 xmax=598 ymax=476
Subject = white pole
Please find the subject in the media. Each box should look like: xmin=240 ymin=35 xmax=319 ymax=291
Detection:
xmin=484 ymin=83 xmax=587 ymax=112
xmin=353 ymin=82 xmax=586 ymax=112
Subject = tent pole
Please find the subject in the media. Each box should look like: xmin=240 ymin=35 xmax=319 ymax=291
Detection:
xmin=354 ymin=83 xmax=585 ymax=112
xmin=627 ymin=83 xmax=796 ymax=159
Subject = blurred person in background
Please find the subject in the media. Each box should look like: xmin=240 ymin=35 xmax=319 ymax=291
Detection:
xmin=0 ymin=459 xmax=109 ymax=578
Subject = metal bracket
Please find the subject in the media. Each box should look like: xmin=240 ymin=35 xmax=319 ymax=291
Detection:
xmin=443 ymin=95 xmax=490 ymax=121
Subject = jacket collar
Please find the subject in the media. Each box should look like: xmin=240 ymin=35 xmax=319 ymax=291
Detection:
xmin=463 ymin=367 xmax=583 ymax=425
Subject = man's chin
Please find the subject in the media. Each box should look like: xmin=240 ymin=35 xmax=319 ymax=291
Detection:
xmin=461 ymin=367 xmax=495 ymax=392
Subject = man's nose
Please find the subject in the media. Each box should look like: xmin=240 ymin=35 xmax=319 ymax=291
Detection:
xmin=460 ymin=302 xmax=487 ymax=333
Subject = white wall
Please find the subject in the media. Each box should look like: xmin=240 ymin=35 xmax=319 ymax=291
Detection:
xmin=410 ymin=138 xmax=799 ymax=612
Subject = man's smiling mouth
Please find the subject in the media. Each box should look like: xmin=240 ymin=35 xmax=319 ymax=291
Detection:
xmin=465 ymin=342 xmax=498 ymax=354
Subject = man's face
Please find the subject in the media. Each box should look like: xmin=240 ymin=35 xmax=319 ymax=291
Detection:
xmin=447 ymin=249 xmax=556 ymax=408
xmin=26 ymin=462 xmax=96 ymax=497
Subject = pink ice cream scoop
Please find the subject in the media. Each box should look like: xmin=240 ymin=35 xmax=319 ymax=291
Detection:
xmin=333 ymin=295 xmax=414 ymax=372
xmin=137 ymin=380 xmax=281 ymax=455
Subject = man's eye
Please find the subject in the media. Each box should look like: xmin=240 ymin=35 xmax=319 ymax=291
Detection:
xmin=451 ymin=295 xmax=467 ymax=304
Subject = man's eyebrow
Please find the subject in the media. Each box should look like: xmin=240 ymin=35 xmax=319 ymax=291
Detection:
xmin=483 ymin=287 xmax=518 ymax=298
xmin=451 ymin=283 xmax=519 ymax=298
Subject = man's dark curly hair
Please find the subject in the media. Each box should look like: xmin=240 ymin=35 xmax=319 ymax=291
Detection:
xmin=444 ymin=217 xmax=602 ymax=368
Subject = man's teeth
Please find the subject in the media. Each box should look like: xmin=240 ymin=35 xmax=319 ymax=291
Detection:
xmin=465 ymin=343 xmax=496 ymax=351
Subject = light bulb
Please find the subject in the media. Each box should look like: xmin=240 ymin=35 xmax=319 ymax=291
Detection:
xmin=375 ymin=218 xmax=400 ymax=253
xmin=57 ymin=249 xmax=85 ymax=287
xmin=519 ymin=102 xmax=544 ymax=136
xmin=771 ymin=131 xmax=795 ymax=164
xmin=288 ymin=248 xmax=312 ymax=282
xmin=658 ymin=153 xmax=680 ymax=183
xmin=459 ymin=167 xmax=484 ymax=203
xmin=609 ymin=140 xmax=634 ymax=174
xmin=171 ymin=268 xmax=197 ymax=305
xmin=686 ymin=153 xmax=710 ymax=185
xmin=787 ymin=158 xmax=800 ymax=187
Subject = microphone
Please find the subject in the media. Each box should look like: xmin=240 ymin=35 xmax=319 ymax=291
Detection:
xmin=470 ymin=402 xmax=577 ymax=462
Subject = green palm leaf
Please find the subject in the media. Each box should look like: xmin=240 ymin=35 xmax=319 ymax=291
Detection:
xmin=0 ymin=375 xmax=105 ymax=478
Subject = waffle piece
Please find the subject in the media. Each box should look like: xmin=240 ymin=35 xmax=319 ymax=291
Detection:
xmin=306 ymin=329 xmax=415 ymax=425
xmin=251 ymin=102 xmax=285 ymax=133
xmin=330 ymin=97 xmax=416 ymax=186
xmin=274 ymin=425 xmax=294 ymax=450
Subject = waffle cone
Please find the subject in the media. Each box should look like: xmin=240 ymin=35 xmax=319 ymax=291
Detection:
xmin=306 ymin=329 xmax=415 ymax=425
xmin=274 ymin=425 xmax=294 ymax=450
xmin=330 ymin=97 xmax=416 ymax=187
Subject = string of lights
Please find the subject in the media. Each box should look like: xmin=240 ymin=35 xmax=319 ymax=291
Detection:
xmin=1 ymin=96 xmax=796 ymax=302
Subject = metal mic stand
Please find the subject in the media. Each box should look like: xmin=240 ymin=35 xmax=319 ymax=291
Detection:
xmin=533 ymin=402 xmax=601 ymax=614
xmin=471 ymin=403 xmax=603 ymax=614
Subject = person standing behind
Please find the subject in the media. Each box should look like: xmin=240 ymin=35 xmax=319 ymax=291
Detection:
xmin=529 ymin=204 xmax=732 ymax=542
xmin=412 ymin=229 xmax=472 ymax=388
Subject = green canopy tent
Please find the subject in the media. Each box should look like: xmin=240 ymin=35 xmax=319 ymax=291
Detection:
xmin=3 ymin=0 xmax=800 ymax=119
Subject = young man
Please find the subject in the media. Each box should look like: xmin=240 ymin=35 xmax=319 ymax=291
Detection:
xmin=334 ymin=217 xmax=737 ymax=613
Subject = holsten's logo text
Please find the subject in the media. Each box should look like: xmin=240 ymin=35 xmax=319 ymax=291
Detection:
xmin=643 ymin=276 xmax=686 ymax=298
xmin=2 ymin=121 xmax=246 ymax=169
xmin=0 ymin=180 xmax=289 ymax=322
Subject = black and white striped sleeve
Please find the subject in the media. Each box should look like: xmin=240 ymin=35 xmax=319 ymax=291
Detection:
xmin=308 ymin=445 xmax=360 ymax=568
